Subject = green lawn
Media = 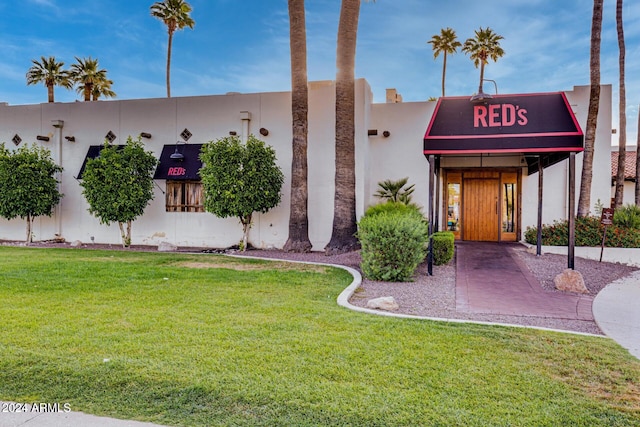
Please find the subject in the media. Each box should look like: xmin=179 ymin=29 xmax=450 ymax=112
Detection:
xmin=0 ymin=246 xmax=639 ymax=426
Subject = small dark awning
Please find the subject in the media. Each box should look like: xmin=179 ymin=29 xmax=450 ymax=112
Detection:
xmin=153 ymin=144 xmax=203 ymax=180
xmin=77 ymin=145 xmax=125 ymax=179
xmin=423 ymin=92 xmax=583 ymax=173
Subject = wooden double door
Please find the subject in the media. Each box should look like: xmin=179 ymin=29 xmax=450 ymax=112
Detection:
xmin=445 ymin=170 xmax=519 ymax=242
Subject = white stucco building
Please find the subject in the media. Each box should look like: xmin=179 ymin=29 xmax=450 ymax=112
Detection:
xmin=0 ymin=80 xmax=612 ymax=250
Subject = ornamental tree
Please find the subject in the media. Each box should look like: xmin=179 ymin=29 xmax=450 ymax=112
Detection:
xmin=199 ymin=135 xmax=284 ymax=251
xmin=0 ymin=143 xmax=63 ymax=243
xmin=80 ymin=137 xmax=157 ymax=247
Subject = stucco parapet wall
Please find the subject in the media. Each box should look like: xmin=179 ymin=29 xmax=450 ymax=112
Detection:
xmin=526 ymin=244 xmax=640 ymax=267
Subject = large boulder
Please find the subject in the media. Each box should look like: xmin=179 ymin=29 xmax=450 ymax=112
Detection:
xmin=366 ymin=296 xmax=400 ymax=311
xmin=554 ymin=269 xmax=588 ymax=294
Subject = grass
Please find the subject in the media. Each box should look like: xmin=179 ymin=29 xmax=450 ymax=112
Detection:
xmin=0 ymin=246 xmax=639 ymax=426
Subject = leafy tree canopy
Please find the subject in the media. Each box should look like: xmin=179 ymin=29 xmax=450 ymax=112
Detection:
xmin=0 ymin=143 xmax=63 ymax=242
xmin=80 ymin=136 xmax=157 ymax=246
xmin=199 ymin=135 xmax=284 ymax=250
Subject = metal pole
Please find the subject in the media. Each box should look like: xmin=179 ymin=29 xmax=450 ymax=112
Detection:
xmin=568 ymin=153 xmax=576 ymax=269
xmin=434 ymin=156 xmax=440 ymax=233
xmin=427 ymin=155 xmax=435 ymax=276
xmin=536 ymin=156 xmax=543 ymax=256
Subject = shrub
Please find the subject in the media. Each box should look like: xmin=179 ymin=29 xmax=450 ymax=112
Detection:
xmin=431 ymin=231 xmax=455 ymax=265
xmin=525 ymin=215 xmax=640 ymax=248
xmin=614 ymin=204 xmax=640 ymax=229
xmin=357 ymin=210 xmax=429 ymax=281
xmin=364 ymin=201 xmax=423 ymax=219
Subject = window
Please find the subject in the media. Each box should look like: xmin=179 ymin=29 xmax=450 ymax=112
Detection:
xmin=502 ymin=183 xmax=516 ymax=232
xmin=166 ymin=181 xmax=204 ymax=212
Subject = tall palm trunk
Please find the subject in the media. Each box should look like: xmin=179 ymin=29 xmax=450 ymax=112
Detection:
xmin=166 ymin=30 xmax=174 ymax=98
xmin=84 ymin=84 xmax=92 ymax=102
xmin=47 ymin=84 xmax=54 ymax=103
xmin=614 ymin=0 xmax=626 ymax=208
xmin=284 ymin=0 xmax=312 ymax=252
xmin=441 ymin=53 xmax=447 ymax=97
xmin=577 ymin=0 xmax=603 ymax=217
xmin=325 ymin=0 xmax=361 ymax=255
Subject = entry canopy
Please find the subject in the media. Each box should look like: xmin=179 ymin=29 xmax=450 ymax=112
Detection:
xmin=153 ymin=144 xmax=203 ymax=180
xmin=424 ymin=92 xmax=583 ymax=173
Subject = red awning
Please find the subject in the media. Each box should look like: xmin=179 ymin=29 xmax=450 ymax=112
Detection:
xmin=424 ymin=92 xmax=584 ymax=156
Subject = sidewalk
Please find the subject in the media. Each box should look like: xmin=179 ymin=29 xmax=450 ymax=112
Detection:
xmin=593 ymin=270 xmax=640 ymax=359
xmin=0 ymin=403 xmax=170 ymax=427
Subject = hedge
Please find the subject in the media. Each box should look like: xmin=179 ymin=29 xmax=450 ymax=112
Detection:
xmin=357 ymin=204 xmax=428 ymax=282
xmin=524 ymin=216 xmax=640 ymax=248
xmin=431 ymin=231 xmax=455 ymax=265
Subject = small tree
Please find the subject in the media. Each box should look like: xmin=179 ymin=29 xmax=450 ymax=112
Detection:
xmin=0 ymin=143 xmax=63 ymax=243
xmin=199 ymin=135 xmax=284 ymax=251
xmin=80 ymin=137 xmax=157 ymax=247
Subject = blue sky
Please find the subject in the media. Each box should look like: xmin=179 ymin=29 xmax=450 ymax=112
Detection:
xmin=1 ymin=0 xmax=638 ymax=144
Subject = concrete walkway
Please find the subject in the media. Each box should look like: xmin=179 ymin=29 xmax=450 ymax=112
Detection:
xmin=593 ymin=270 xmax=640 ymax=359
xmin=0 ymin=403 xmax=170 ymax=427
xmin=456 ymin=242 xmax=594 ymax=320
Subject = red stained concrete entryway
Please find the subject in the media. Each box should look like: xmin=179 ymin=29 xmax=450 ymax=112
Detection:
xmin=456 ymin=242 xmax=593 ymax=320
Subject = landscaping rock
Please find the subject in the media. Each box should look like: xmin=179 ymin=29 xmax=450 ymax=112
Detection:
xmin=554 ymin=269 xmax=588 ymax=294
xmin=366 ymin=296 xmax=399 ymax=311
xmin=70 ymin=240 xmax=83 ymax=247
xmin=158 ymin=241 xmax=178 ymax=252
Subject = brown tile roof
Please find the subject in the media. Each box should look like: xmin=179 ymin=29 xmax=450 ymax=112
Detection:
xmin=611 ymin=149 xmax=637 ymax=180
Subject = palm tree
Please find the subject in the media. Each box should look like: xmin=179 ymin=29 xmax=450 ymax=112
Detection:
xmin=90 ymin=78 xmax=117 ymax=101
xmin=374 ymin=177 xmax=415 ymax=204
xmin=614 ymin=0 xmax=626 ymax=208
xmin=150 ymin=0 xmax=195 ymax=98
xmin=69 ymin=57 xmax=108 ymax=102
xmin=428 ymin=28 xmax=461 ymax=97
xmin=578 ymin=0 xmax=603 ymax=217
xmin=462 ymin=27 xmax=504 ymax=97
xmin=325 ymin=0 xmax=362 ymax=255
xmin=283 ymin=0 xmax=312 ymax=253
xmin=25 ymin=56 xmax=72 ymax=103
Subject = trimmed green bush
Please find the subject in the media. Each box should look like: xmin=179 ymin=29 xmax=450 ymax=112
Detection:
xmin=431 ymin=231 xmax=455 ymax=265
xmin=364 ymin=201 xmax=423 ymax=218
xmin=525 ymin=215 xmax=640 ymax=248
xmin=357 ymin=209 xmax=429 ymax=281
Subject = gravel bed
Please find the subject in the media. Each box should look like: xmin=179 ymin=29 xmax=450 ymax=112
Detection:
xmin=237 ymin=244 xmax=639 ymax=336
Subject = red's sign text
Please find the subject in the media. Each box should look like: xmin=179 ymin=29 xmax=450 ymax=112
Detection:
xmin=474 ymin=104 xmax=528 ymax=128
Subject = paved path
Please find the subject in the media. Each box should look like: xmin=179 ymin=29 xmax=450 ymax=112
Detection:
xmin=593 ymin=270 xmax=640 ymax=359
xmin=0 ymin=403 xmax=169 ymax=427
xmin=456 ymin=242 xmax=594 ymax=320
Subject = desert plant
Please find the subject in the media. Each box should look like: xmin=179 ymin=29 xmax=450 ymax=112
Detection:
xmin=374 ymin=177 xmax=415 ymax=204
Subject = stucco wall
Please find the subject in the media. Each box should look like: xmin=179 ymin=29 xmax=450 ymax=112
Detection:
xmin=520 ymin=85 xmax=612 ymax=229
xmin=0 ymin=81 xmax=612 ymax=249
